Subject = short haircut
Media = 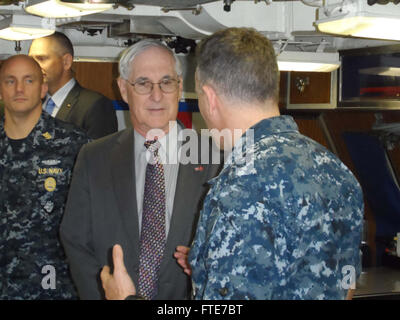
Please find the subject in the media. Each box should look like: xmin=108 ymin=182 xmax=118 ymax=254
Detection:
xmin=118 ymin=39 xmax=182 ymax=80
xmin=196 ymin=27 xmax=279 ymax=104
xmin=0 ymin=54 xmax=43 ymax=83
xmin=43 ymin=31 xmax=74 ymax=57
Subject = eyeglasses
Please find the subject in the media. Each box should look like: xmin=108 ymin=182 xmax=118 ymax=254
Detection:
xmin=126 ymin=78 xmax=180 ymax=95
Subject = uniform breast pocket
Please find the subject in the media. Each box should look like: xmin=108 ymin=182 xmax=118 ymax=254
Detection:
xmin=36 ymin=174 xmax=58 ymax=216
xmin=36 ymin=165 xmax=69 ymax=219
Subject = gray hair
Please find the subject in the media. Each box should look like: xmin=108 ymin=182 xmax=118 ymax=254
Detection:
xmin=196 ymin=28 xmax=279 ymax=104
xmin=118 ymin=39 xmax=182 ymax=80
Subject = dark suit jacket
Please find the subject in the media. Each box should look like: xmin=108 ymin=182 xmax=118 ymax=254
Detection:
xmin=60 ymin=128 xmax=221 ymax=300
xmin=56 ymin=81 xmax=117 ymax=139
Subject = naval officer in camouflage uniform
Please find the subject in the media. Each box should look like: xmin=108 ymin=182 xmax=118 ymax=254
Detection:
xmin=179 ymin=28 xmax=363 ymax=299
xmin=99 ymin=28 xmax=364 ymax=301
xmin=0 ymin=55 xmax=89 ymax=299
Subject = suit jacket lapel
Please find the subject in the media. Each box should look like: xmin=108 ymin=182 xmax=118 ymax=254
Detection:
xmin=160 ymin=140 xmax=209 ymax=271
xmin=110 ymin=129 xmax=140 ymax=252
xmin=56 ymin=82 xmax=80 ymax=121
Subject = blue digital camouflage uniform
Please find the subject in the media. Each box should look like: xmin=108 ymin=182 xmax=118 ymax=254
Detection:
xmin=189 ymin=115 xmax=364 ymax=300
xmin=0 ymin=112 xmax=89 ymax=299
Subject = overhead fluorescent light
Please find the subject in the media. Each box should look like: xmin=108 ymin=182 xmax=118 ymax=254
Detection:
xmin=25 ymin=0 xmax=112 ymax=18
xmin=315 ymin=2 xmax=400 ymax=41
xmin=316 ymin=15 xmax=400 ymax=41
xmin=73 ymin=45 xmax=123 ymax=62
xmin=60 ymin=0 xmax=115 ymax=4
xmin=359 ymin=67 xmax=400 ymax=77
xmin=277 ymin=51 xmax=340 ymax=72
xmin=0 ymin=15 xmax=55 ymax=41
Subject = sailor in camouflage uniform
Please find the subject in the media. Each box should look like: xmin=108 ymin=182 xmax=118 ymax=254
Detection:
xmin=0 ymin=55 xmax=89 ymax=299
xmin=184 ymin=28 xmax=364 ymax=299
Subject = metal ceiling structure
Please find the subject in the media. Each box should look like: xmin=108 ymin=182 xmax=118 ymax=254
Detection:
xmin=0 ymin=0 xmax=398 ymax=60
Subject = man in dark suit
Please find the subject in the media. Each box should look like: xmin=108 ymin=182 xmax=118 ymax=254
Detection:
xmin=60 ymin=39 xmax=220 ymax=300
xmin=29 ymin=32 xmax=117 ymax=139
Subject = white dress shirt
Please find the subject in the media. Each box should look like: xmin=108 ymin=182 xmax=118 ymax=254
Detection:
xmin=43 ymin=78 xmax=76 ymax=117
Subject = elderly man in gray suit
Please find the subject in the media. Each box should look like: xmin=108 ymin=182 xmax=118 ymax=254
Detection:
xmin=29 ymin=32 xmax=117 ymax=139
xmin=60 ymin=39 xmax=220 ymax=300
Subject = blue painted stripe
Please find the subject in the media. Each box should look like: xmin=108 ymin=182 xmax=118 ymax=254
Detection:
xmin=179 ymin=100 xmax=199 ymax=112
xmin=113 ymin=100 xmax=129 ymax=110
xmin=112 ymin=100 xmax=199 ymax=112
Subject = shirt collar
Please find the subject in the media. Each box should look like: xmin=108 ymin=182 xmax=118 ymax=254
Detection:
xmin=134 ymin=121 xmax=182 ymax=164
xmin=44 ymin=78 xmax=76 ymax=107
xmin=0 ymin=111 xmax=56 ymax=150
xmin=223 ymin=115 xmax=298 ymax=170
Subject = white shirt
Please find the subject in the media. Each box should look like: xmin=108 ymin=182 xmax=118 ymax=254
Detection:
xmin=43 ymin=78 xmax=76 ymax=117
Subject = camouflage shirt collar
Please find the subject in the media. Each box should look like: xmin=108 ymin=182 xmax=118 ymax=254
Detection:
xmin=0 ymin=116 xmax=5 ymax=139
xmin=30 ymin=112 xmax=57 ymax=147
xmin=223 ymin=115 xmax=299 ymax=170
xmin=0 ymin=111 xmax=57 ymax=149
xmin=251 ymin=115 xmax=298 ymax=138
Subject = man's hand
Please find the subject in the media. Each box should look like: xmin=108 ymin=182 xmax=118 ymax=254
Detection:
xmin=174 ymin=246 xmax=192 ymax=276
xmin=100 ymin=244 xmax=136 ymax=300
xmin=346 ymin=289 xmax=355 ymax=300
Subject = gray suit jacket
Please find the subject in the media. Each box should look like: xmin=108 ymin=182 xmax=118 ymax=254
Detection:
xmin=60 ymin=128 xmax=221 ymax=300
xmin=56 ymin=81 xmax=118 ymax=139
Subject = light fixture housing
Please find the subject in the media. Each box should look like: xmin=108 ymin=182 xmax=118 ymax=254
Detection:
xmin=25 ymin=0 xmax=113 ymax=18
xmin=60 ymin=0 xmax=116 ymax=3
xmin=277 ymin=51 xmax=340 ymax=72
xmin=315 ymin=1 xmax=400 ymax=41
xmin=0 ymin=15 xmax=55 ymax=41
